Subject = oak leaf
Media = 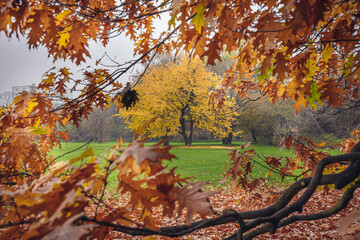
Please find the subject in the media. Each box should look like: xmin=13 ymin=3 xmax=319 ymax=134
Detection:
xmin=169 ymin=182 xmax=219 ymax=223
xmin=322 ymin=44 xmax=333 ymax=64
xmin=337 ymin=209 xmax=360 ymax=234
xmin=293 ymin=94 xmax=308 ymax=113
xmin=41 ymin=214 xmax=96 ymax=240
xmin=274 ymin=52 xmax=289 ymax=81
xmin=57 ymin=29 xmax=70 ymax=49
xmin=202 ymin=33 xmax=221 ymax=65
xmin=320 ymin=80 xmax=345 ymax=107
xmin=192 ymin=4 xmax=206 ymax=33
xmin=307 ymin=81 xmax=322 ymax=110
xmin=119 ymin=142 xmax=165 ymax=166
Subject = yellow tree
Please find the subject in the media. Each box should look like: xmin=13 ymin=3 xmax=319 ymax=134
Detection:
xmin=120 ymin=55 xmax=238 ymax=146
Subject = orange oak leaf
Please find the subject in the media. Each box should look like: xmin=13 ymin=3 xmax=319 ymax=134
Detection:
xmin=274 ymin=52 xmax=290 ymax=81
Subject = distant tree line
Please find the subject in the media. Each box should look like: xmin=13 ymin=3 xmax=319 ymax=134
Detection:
xmin=237 ymin=97 xmax=360 ymax=145
xmin=64 ymin=99 xmax=360 ymax=145
xmin=64 ymin=105 xmax=132 ymax=143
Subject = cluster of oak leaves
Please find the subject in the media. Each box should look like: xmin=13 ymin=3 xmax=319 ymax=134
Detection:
xmin=1 ymin=90 xmax=360 ymax=239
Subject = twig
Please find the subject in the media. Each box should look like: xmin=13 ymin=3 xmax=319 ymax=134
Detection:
xmin=42 ymin=140 xmax=93 ymax=173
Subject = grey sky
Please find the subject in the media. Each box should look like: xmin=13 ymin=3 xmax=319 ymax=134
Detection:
xmin=0 ymin=34 xmax=135 ymax=92
xmin=0 ymin=14 xmax=169 ymax=93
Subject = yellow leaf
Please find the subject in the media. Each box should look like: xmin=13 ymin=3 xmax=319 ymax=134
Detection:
xmin=61 ymin=116 xmax=70 ymax=126
xmin=24 ymin=98 xmax=38 ymax=116
xmin=31 ymin=127 xmax=48 ymax=135
xmin=343 ymin=54 xmax=354 ymax=77
xmin=307 ymin=81 xmax=322 ymax=110
xmin=192 ymin=4 xmax=206 ymax=33
xmin=89 ymin=155 xmax=97 ymax=164
xmin=133 ymin=117 xmax=157 ymax=138
xmin=42 ymin=73 xmax=55 ymax=87
xmin=69 ymin=148 xmax=95 ymax=165
xmin=265 ymin=170 xmax=273 ymax=179
xmin=60 ymin=67 xmax=71 ymax=76
xmin=15 ymin=192 xmax=42 ymax=207
xmin=322 ymin=44 xmax=333 ymax=63
xmin=168 ymin=15 xmax=176 ymax=30
xmin=57 ymin=30 xmax=70 ymax=49
xmin=305 ymin=55 xmax=319 ymax=81
xmin=139 ymin=208 xmax=151 ymax=221
xmin=143 ymin=237 xmax=156 ymax=240
xmin=55 ymin=9 xmax=72 ymax=22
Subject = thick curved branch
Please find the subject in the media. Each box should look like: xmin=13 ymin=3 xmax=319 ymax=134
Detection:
xmin=241 ymin=180 xmax=360 ymax=240
xmin=243 ymin=151 xmax=360 ymax=231
xmin=156 ymin=154 xmax=360 ymax=237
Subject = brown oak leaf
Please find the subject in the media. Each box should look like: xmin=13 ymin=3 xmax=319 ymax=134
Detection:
xmin=169 ymin=182 xmax=219 ymax=223
xmin=41 ymin=214 xmax=96 ymax=240
xmin=119 ymin=142 xmax=165 ymax=165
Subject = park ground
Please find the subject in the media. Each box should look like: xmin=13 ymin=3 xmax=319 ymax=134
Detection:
xmin=52 ymin=141 xmax=360 ymax=239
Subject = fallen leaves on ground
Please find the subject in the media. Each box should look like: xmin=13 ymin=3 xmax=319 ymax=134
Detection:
xmin=96 ymin=184 xmax=360 ymax=239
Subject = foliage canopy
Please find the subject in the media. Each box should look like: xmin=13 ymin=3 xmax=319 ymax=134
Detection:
xmin=119 ymin=55 xmax=239 ymax=145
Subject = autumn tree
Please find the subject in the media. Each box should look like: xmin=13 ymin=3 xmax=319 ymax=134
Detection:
xmin=2 ymin=1 xmax=360 ymax=239
xmin=120 ymin=55 xmax=239 ymax=146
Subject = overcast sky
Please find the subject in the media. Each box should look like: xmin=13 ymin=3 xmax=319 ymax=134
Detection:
xmin=0 ymin=15 xmax=170 ymax=93
xmin=0 ymin=33 xmax=135 ymax=92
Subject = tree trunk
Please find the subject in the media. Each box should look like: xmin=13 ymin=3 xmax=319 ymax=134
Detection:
xmin=250 ymin=129 xmax=257 ymax=143
xmin=188 ymin=120 xmax=193 ymax=146
xmin=97 ymin=126 xmax=103 ymax=143
xmin=179 ymin=120 xmax=192 ymax=146
xmin=179 ymin=105 xmax=192 ymax=146
xmin=162 ymin=135 xmax=169 ymax=146
xmin=179 ymin=115 xmax=190 ymax=146
xmin=222 ymin=132 xmax=233 ymax=145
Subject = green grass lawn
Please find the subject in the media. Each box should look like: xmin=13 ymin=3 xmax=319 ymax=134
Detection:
xmin=51 ymin=141 xmax=303 ymax=186
xmin=167 ymin=144 xmax=296 ymax=185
